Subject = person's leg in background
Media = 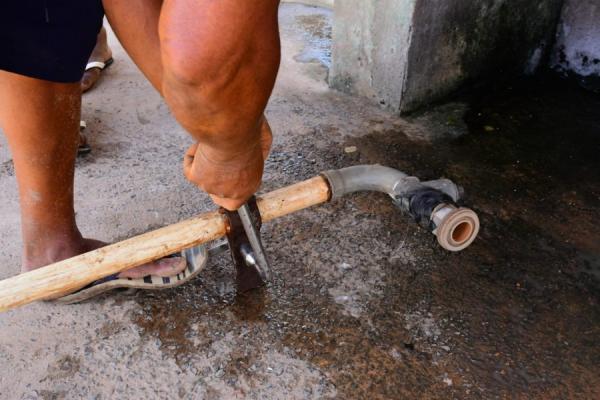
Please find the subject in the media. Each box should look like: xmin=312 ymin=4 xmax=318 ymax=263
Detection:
xmin=79 ymin=25 xmax=114 ymax=155
xmin=81 ymin=26 xmax=114 ymax=93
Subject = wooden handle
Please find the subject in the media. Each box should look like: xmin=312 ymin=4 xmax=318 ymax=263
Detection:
xmin=0 ymin=176 xmax=330 ymax=312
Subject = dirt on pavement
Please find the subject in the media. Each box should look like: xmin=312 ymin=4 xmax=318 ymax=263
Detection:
xmin=0 ymin=4 xmax=598 ymax=400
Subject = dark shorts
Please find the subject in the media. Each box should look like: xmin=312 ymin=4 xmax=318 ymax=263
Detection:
xmin=0 ymin=1 xmax=105 ymax=83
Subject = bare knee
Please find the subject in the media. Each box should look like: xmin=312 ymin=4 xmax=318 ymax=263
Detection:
xmin=162 ymin=47 xmax=246 ymax=127
xmin=160 ymin=22 xmax=280 ymax=138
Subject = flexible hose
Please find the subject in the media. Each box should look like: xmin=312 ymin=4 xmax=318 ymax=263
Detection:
xmin=321 ymin=165 xmax=479 ymax=251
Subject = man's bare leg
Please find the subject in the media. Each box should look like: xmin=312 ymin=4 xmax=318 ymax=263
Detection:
xmin=81 ymin=26 xmax=113 ymax=93
xmin=103 ymin=0 xmax=164 ymax=92
xmin=104 ymin=0 xmax=280 ymax=210
xmin=0 ymin=70 xmax=184 ymax=278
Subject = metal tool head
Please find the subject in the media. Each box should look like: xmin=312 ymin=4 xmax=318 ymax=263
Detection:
xmin=222 ymin=196 xmax=272 ymax=292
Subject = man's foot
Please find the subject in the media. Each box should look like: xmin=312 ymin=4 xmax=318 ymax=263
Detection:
xmin=22 ymin=236 xmax=186 ymax=279
xmin=52 ymin=245 xmax=208 ymax=305
xmin=81 ymin=27 xmax=113 ymax=93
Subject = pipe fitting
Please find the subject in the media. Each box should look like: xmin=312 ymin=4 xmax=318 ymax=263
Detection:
xmin=321 ymin=165 xmax=480 ymax=252
xmin=431 ymin=205 xmax=480 ymax=252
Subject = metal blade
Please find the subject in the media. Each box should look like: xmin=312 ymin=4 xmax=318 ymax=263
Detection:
xmin=237 ymin=203 xmax=272 ymax=282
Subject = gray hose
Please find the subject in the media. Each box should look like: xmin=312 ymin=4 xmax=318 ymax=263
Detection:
xmin=321 ymin=164 xmax=462 ymax=202
xmin=321 ymin=165 xmax=479 ymax=252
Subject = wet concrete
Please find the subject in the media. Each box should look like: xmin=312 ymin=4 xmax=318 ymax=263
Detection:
xmin=131 ymin=72 xmax=600 ymax=398
xmin=342 ymin=75 xmax=600 ymax=398
xmin=292 ymin=9 xmax=332 ymax=68
xmin=1 ymin=4 xmax=599 ymax=399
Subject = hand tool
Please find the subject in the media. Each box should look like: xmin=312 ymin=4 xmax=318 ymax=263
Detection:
xmin=0 ymin=165 xmax=480 ymax=312
xmin=222 ymin=196 xmax=272 ymax=292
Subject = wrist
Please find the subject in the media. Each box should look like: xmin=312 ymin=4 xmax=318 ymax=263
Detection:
xmin=197 ymin=134 xmax=262 ymax=166
xmin=197 ymin=145 xmax=260 ymax=170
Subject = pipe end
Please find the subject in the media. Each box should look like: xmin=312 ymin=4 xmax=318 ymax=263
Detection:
xmin=434 ymin=207 xmax=480 ymax=252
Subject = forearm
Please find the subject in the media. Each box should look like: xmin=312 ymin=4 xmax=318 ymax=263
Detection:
xmin=163 ymin=74 xmax=271 ymax=163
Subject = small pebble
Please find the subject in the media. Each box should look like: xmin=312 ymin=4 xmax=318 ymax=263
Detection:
xmin=344 ymin=146 xmax=358 ymax=153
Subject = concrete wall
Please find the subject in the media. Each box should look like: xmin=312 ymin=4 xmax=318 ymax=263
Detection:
xmin=401 ymin=0 xmax=564 ymax=112
xmin=551 ymin=0 xmax=600 ymax=78
xmin=330 ymin=0 xmax=564 ymax=113
xmin=330 ymin=0 xmax=417 ymax=108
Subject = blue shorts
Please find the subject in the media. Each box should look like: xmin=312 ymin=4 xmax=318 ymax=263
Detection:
xmin=0 ymin=1 xmax=105 ymax=83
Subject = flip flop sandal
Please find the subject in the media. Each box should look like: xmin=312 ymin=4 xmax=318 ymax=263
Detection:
xmin=82 ymin=58 xmax=114 ymax=92
xmin=85 ymin=58 xmax=114 ymax=73
xmin=53 ymin=245 xmax=208 ymax=304
xmin=78 ymin=120 xmax=91 ymax=155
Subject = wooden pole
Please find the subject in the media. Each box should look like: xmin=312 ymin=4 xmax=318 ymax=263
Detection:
xmin=0 ymin=176 xmax=330 ymax=312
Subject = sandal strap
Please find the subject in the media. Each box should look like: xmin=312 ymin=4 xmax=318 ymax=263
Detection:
xmin=85 ymin=61 xmax=106 ymax=71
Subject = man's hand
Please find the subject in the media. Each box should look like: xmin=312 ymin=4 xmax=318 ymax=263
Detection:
xmin=183 ymin=118 xmax=273 ymax=210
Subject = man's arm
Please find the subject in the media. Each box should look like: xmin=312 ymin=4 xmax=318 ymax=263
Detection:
xmin=159 ymin=0 xmax=281 ymax=210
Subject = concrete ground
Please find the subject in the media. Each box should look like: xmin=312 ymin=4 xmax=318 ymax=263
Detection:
xmin=0 ymin=4 xmax=598 ymax=399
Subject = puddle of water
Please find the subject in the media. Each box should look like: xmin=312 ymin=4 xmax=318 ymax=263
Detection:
xmin=293 ymin=12 xmax=332 ymax=68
